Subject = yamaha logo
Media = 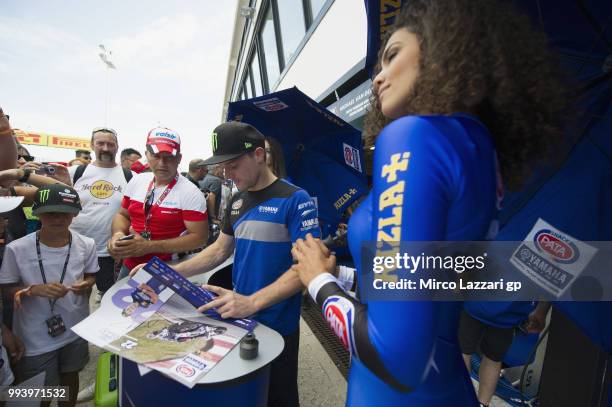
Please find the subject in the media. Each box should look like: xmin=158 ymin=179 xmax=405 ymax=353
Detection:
xmin=301 ymin=218 xmax=318 ymax=228
xmin=184 ymin=355 xmax=207 ymax=370
xmin=258 ymin=206 xmax=278 ymax=214
xmin=534 ymin=229 xmax=579 ymax=264
xmin=510 ymin=218 xmax=597 ymax=297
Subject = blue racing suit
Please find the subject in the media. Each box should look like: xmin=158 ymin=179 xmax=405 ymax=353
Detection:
xmin=308 ymin=114 xmax=499 ymax=406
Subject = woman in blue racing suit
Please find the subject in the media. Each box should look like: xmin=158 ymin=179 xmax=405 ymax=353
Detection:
xmin=291 ymin=0 xmax=569 ymax=406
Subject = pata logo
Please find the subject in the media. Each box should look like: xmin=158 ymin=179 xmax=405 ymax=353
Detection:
xmin=38 ymin=189 xmax=50 ymax=203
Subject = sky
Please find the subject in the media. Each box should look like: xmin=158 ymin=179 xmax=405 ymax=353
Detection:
xmin=0 ymin=0 xmax=237 ymax=170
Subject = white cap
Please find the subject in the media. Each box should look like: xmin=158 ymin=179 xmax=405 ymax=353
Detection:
xmin=0 ymin=196 xmax=24 ymax=214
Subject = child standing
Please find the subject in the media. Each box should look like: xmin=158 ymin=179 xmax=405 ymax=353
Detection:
xmin=0 ymin=184 xmax=97 ymax=406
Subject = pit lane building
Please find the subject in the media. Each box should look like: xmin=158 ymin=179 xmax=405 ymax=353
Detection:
xmin=222 ymin=0 xmax=371 ymax=132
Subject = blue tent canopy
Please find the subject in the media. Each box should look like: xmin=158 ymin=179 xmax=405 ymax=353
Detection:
xmin=227 ymin=87 xmax=369 ymax=235
xmin=364 ymin=0 xmax=612 ymax=351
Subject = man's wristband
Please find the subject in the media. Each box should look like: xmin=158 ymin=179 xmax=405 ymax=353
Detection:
xmin=17 ymin=169 xmax=31 ymax=183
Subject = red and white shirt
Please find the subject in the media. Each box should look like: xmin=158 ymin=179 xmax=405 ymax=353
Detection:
xmin=121 ymin=172 xmax=207 ymax=269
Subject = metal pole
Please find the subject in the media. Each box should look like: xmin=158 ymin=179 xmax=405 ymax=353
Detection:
xmin=105 ymin=65 xmax=109 ymax=126
xmin=98 ymin=44 xmax=116 ymax=127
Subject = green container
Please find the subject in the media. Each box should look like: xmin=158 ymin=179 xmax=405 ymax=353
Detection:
xmin=94 ymin=352 xmax=118 ymax=407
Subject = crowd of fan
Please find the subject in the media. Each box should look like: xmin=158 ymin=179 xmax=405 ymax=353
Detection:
xmin=0 ymin=113 xmax=294 ymax=405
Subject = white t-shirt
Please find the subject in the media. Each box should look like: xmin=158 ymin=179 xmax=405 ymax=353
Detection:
xmin=69 ymin=164 xmax=132 ymax=257
xmin=0 ymin=232 xmax=98 ymax=356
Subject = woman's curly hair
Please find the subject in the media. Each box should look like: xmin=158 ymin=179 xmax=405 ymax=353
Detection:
xmin=363 ymin=0 xmax=570 ymax=190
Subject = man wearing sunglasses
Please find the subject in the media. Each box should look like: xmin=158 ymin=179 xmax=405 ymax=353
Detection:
xmin=68 ymin=127 xmax=132 ymax=302
xmin=16 ymin=144 xmax=34 ymax=167
xmin=109 ymin=127 xmax=208 ymax=278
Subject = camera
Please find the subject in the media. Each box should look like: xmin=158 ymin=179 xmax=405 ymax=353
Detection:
xmin=45 ymin=314 xmax=66 ymax=337
xmin=35 ymin=165 xmax=56 ymax=175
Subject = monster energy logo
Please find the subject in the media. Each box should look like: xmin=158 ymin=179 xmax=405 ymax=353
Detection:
xmin=38 ymin=189 xmax=50 ymax=203
xmin=212 ymin=132 xmax=218 ymax=152
xmin=245 ymin=142 xmax=252 ymax=149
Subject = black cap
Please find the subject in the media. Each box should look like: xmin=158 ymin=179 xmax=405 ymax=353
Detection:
xmin=32 ymin=184 xmax=82 ymax=216
xmin=202 ymin=121 xmax=265 ymax=165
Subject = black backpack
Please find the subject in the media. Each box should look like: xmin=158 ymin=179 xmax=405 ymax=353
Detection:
xmin=72 ymin=164 xmax=133 ymax=185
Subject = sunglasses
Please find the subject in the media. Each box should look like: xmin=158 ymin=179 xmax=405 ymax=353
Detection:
xmin=18 ymin=154 xmax=34 ymax=162
xmin=92 ymin=127 xmax=117 ymax=136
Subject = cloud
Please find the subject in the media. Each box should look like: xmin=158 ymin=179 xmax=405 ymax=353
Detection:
xmin=99 ymin=14 xmax=205 ymax=82
xmin=108 ymin=14 xmax=198 ymax=61
xmin=1 ymin=1 xmax=237 ymax=170
xmin=0 ymin=16 xmax=91 ymax=69
xmin=0 ymin=16 xmax=87 ymax=50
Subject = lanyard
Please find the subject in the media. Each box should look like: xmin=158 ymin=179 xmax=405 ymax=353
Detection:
xmin=35 ymin=231 xmax=72 ymax=314
xmin=143 ymin=174 xmax=179 ymax=238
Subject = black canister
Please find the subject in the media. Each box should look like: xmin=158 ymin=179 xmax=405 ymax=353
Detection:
xmin=240 ymin=332 xmax=259 ymax=360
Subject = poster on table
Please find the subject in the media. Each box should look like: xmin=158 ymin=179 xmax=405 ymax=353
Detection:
xmin=72 ymin=258 xmax=255 ymax=388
